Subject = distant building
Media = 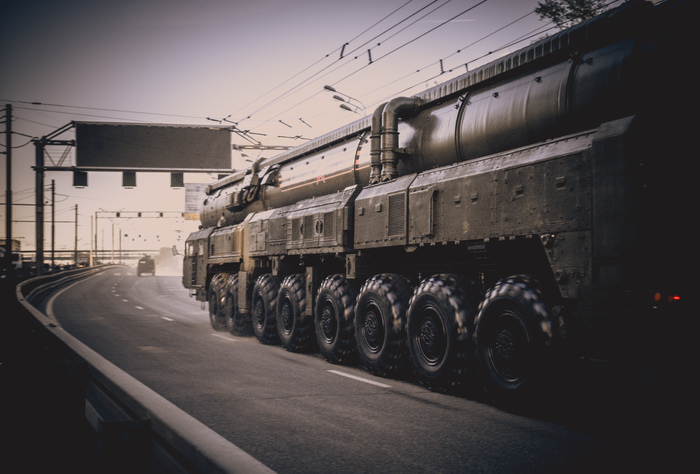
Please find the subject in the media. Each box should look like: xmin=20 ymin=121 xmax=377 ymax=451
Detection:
xmin=1 ymin=239 xmax=21 ymax=252
xmin=1 ymin=239 xmax=23 ymax=271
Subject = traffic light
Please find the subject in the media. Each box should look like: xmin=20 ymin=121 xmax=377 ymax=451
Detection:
xmin=171 ymin=173 xmax=184 ymax=188
xmin=73 ymin=170 xmax=88 ymax=187
xmin=122 ymin=171 xmax=136 ymax=187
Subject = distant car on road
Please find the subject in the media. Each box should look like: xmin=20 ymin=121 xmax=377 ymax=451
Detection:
xmin=137 ymin=255 xmax=156 ymax=277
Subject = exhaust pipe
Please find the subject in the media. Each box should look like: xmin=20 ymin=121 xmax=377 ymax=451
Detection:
xmin=380 ymin=97 xmax=421 ymax=182
xmin=369 ymin=102 xmax=387 ymax=185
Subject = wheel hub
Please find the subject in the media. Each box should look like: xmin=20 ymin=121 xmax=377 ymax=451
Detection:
xmin=419 ymin=318 xmax=436 ymax=351
xmin=488 ymin=311 xmax=528 ymax=381
xmin=364 ymin=310 xmax=379 ymax=346
xmin=416 ymin=312 xmax=445 ymax=365
xmin=320 ymin=305 xmax=337 ymax=341
xmin=494 ymin=330 xmax=516 ymax=361
xmin=280 ymin=300 xmax=293 ymax=333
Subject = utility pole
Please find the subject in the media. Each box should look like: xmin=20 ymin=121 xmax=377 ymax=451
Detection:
xmin=89 ymin=213 xmax=93 ymax=267
xmin=3 ymin=104 xmax=12 ymax=274
xmin=51 ymin=179 xmax=55 ymax=267
xmin=94 ymin=211 xmax=98 ymax=264
xmin=74 ymin=204 xmax=78 ymax=264
xmin=35 ymin=139 xmax=45 ymax=275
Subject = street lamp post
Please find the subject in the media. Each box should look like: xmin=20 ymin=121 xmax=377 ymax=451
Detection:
xmin=324 ymin=85 xmax=367 ymax=116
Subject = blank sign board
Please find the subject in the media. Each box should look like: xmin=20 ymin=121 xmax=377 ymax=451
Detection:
xmin=75 ymin=122 xmax=232 ymax=171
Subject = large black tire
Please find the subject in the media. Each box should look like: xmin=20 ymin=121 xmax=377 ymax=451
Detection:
xmin=314 ymin=274 xmax=357 ymax=364
xmin=354 ymin=274 xmax=412 ymax=376
xmin=208 ymin=273 xmax=229 ymax=331
xmin=223 ymin=274 xmax=253 ymax=336
xmin=277 ymin=274 xmax=315 ymax=352
xmin=474 ymin=275 xmax=553 ymax=406
xmin=406 ymin=274 xmax=481 ymax=392
xmin=251 ymin=274 xmax=281 ymax=345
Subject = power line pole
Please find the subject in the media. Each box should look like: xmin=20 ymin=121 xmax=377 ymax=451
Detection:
xmin=3 ymin=104 xmax=12 ymax=274
xmin=74 ymin=204 xmax=78 ymax=265
xmin=51 ymin=179 xmax=55 ymax=268
xmin=35 ymin=139 xmax=44 ymax=275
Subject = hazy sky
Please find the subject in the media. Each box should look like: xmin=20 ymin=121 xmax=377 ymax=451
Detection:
xmin=1 ymin=0 xmax=587 ymax=257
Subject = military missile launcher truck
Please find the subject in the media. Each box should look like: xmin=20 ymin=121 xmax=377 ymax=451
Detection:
xmin=184 ymin=0 xmax=690 ymax=403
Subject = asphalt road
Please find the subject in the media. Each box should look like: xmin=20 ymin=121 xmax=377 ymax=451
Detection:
xmin=46 ymin=267 xmax=679 ymax=473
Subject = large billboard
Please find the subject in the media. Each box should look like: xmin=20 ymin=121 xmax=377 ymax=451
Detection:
xmin=75 ymin=122 xmax=232 ymax=172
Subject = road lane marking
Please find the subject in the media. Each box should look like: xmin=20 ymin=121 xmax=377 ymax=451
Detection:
xmin=135 ymin=306 xmax=144 ymax=310
xmin=327 ymin=370 xmax=391 ymax=388
xmin=212 ymin=333 xmax=236 ymax=342
xmin=138 ymin=345 xmax=167 ymax=353
xmin=161 ymin=317 xmax=174 ymax=321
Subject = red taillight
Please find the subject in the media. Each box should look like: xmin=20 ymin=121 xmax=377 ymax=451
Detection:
xmin=652 ymin=292 xmax=681 ymax=305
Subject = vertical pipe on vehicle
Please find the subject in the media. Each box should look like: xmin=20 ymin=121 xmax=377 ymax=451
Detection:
xmin=380 ymin=97 xmax=421 ymax=182
xmin=369 ymin=103 xmax=387 ymax=185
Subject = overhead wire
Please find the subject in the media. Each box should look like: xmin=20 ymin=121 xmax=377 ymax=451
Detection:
xmin=205 ymin=1 xmax=446 ymax=146
xmin=247 ymin=0 xmax=454 ymax=126
xmin=237 ymin=0 xmax=431 ymax=127
xmin=251 ymin=0 xmax=620 ymax=135
xmin=270 ymin=1 xmax=577 ymax=130
xmin=365 ymin=17 xmax=557 ymax=107
xmin=250 ymin=0 xmax=492 ymax=132
xmin=227 ymin=0 xmax=419 ymax=123
xmin=3 ymin=99 xmax=206 ymax=122
xmin=369 ymin=9 xmax=539 ymax=97
xmin=331 ymin=0 xmax=489 ymax=90
xmin=244 ymin=0 xmax=468 ymax=133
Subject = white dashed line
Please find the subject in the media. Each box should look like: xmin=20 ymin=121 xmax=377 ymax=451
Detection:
xmin=161 ymin=317 xmax=174 ymax=321
xmin=135 ymin=306 xmax=144 ymax=310
xmin=212 ymin=333 xmax=236 ymax=342
xmin=327 ymin=370 xmax=392 ymax=388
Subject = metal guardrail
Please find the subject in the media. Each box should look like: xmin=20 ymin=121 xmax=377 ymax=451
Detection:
xmin=15 ymin=266 xmax=275 ymax=474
